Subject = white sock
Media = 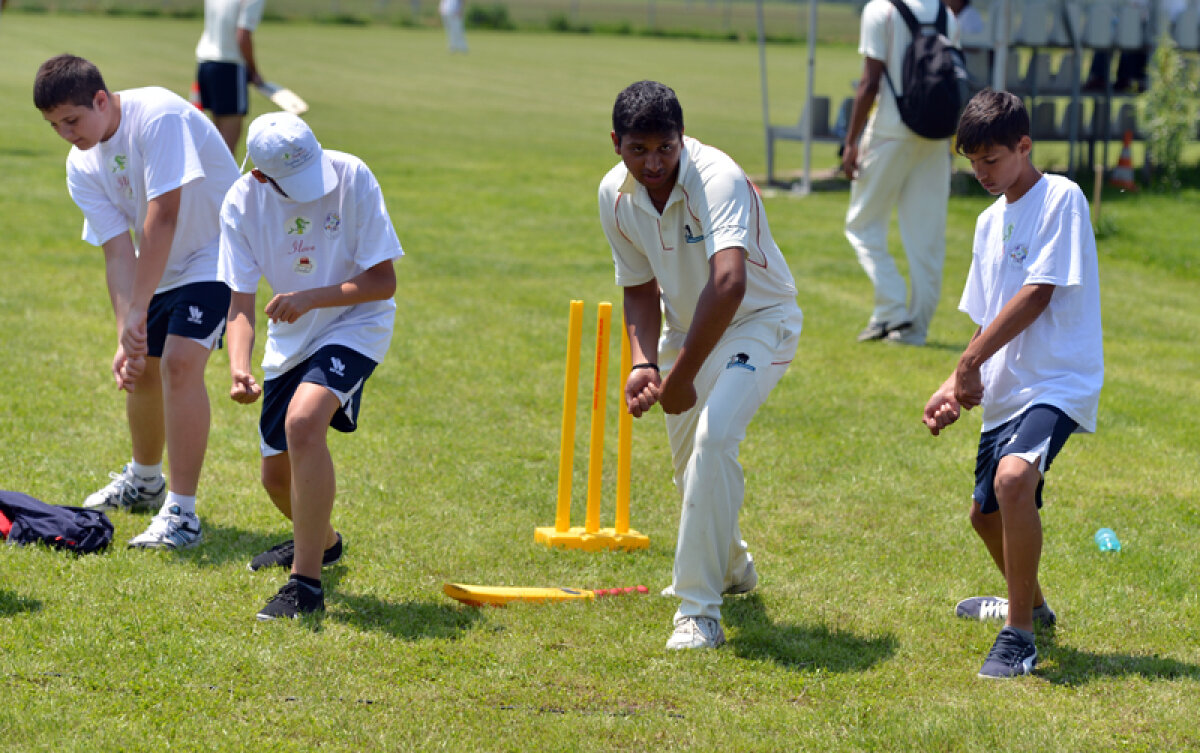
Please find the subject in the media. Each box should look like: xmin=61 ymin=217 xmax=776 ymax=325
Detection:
xmin=165 ymin=492 xmax=196 ymax=516
xmin=130 ymin=460 xmax=163 ymax=483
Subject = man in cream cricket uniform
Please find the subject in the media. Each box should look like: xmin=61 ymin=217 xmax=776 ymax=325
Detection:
xmin=195 ymin=0 xmax=267 ymax=154
xmin=36 ymin=54 xmax=240 ymax=550
xmin=842 ymin=0 xmax=960 ymax=345
xmin=219 ymin=112 xmax=402 ymax=620
xmin=599 ymin=81 xmax=803 ymax=650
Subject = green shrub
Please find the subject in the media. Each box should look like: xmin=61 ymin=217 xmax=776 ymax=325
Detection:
xmin=1143 ymin=36 xmax=1200 ymax=190
xmin=466 ymin=3 xmax=515 ymax=31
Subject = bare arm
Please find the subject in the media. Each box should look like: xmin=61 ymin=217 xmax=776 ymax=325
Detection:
xmin=236 ymin=28 xmax=263 ymax=86
xmin=954 ymin=283 xmax=1055 ymax=408
xmin=263 ymin=259 xmax=397 ymax=324
xmin=227 ymin=291 xmax=260 ymax=404
xmin=622 ymin=278 xmax=663 ymax=418
xmin=101 ymin=233 xmax=140 ymax=390
xmin=842 ymin=57 xmax=885 ymax=180
xmin=659 ymin=246 xmax=747 ymax=415
xmin=121 ymin=187 xmax=181 ymax=362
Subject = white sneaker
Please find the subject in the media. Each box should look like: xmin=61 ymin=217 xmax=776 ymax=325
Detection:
xmin=723 ymin=560 xmax=758 ymax=596
xmin=128 ymin=504 xmax=202 ymax=550
xmin=84 ymin=464 xmax=166 ymax=512
xmin=666 ymin=616 xmax=726 ymax=650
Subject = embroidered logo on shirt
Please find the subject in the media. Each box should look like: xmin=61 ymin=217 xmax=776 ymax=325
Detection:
xmin=1007 ymin=244 xmax=1028 ymax=265
xmin=323 ymin=212 xmax=341 ymax=238
xmin=684 ymin=224 xmax=706 ymax=244
xmin=287 ymin=217 xmax=311 ymax=236
xmin=187 ymin=306 xmax=204 ymax=325
xmin=725 ymin=352 xmax=756 ymax=372
xmin=329 ymin=357 xmax=346 ymax=377
xmin=1003 ymin=223 xmax=1014 ymax=242
xmin=111 ymin=155 xmax=127 ymax=173
xmin=294 ymin=255 xmax=314 ymax=274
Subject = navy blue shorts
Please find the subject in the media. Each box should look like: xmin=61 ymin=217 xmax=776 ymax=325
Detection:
xmin=196 ymin=61 xmax=248 ymax=116
xmin=145 ymin=281 xmax=231 ymax=358
xmin=974 ymin=404 xmax=1078 ymax=514
xmin=259 ymin=345 xmax=378 ymax=456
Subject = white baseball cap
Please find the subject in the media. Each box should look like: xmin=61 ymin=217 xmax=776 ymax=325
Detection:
xmin=246 ymin=112 xmax=337 ymax=202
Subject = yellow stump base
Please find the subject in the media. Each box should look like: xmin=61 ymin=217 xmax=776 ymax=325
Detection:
xmin=534 ymin=526 xmax=650 ymax=552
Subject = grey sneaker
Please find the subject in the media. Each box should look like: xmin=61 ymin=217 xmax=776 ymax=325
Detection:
xmin=666 ymin=616 xmax=726 ymax=650
xmin=978 ymin=626 xmax=1037 ymax=679
xmin=857 ymin=320 xmax=911 ymax=342
xmin=956 ymin=596 xmax=1057 ymax=628
xmin=84 ymin=464 xmax=166 ymax=512
xmin=128 ymin=504 xmax=202 ymax=550
xmin=256 ymin=578 xmax=325 ymax=621
xmin=722 ymin=560 xmax=758 ymax=596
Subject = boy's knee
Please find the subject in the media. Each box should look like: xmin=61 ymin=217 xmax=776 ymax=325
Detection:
xmin=283 ymin=410 xmax=327 ymax=450
xmin=159 ymin=347 xmax=205 ymax=385
xmin=993 ymin=458 xmax=1040 ymax=506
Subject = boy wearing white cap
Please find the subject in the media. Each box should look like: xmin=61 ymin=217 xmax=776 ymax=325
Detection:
xmin=219 ymin=112 xmax=403 ymax=620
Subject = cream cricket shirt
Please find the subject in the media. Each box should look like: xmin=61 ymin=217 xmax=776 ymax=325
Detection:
xmin=598 ymin=137 xmax=798 ymax=339
xmin=961 ymin=174 xmax=1104 ymax=432
xmin=65 ymin=86 xmax=241 ymax=293
xmin=218 ymin=150 xmax=403 ymax=381
xmin=196 ymin=0 xmax=266 ymax=64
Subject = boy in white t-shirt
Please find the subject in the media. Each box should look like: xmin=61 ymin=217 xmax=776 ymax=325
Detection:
xmin=35 ymin=54 xmax=240 ymax=550
xmin=219 ymin=113 xmax=402 ymax=620
xmin=195 ymin=0 xmax=267 ymax=154
xmin=923 ymin=89 xmax=1103 ymax=679
xmin=599 ymin=81 xmax=803 ymax=650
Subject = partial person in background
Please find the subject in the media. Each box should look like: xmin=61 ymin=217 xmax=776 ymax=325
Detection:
xmin=440 ymin=0 xmax=469 ymax=53
xmin=34 ymin=54 xmax=240 ymax=550
xmin=842 ymin=0 xmax=960 ymax=346
xmin=196 ymin=0 xmax=267 ymax=154
xmin=944 ymin=0 xmax=984 ymax=36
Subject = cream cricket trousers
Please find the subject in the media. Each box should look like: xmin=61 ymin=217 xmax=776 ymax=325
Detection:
xmin=844 ymin=126 xmax=950 ymax=341
xmin=660 ymin=303 xmax=802 ymax=623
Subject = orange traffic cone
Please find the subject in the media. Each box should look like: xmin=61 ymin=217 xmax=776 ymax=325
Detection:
xmin=1109 ymin=130 xmax=1137 ymax=191
xmin=189 ymin=81 xmax=203 ymax=110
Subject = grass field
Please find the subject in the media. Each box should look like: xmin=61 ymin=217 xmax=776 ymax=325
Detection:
xmin=2 ymin=13 xmax=1199 ymax=753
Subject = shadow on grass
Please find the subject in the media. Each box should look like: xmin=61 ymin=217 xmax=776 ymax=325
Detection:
xmin=172 ymin=522 xmax=297 ymax=569
xmin=328 ymin=591 xmax=484 ymax=640
xmin=0 ymin=589 xmax=42 ymax=617
xmin=1037 ymin=632 xmax=1200 ymax=686
xmin=723 ymin=594 xmax=897 ymax=672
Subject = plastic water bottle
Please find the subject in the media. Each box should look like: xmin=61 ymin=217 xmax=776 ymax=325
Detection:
xmin=1094 ymin=527 xmax=1121 ymax=552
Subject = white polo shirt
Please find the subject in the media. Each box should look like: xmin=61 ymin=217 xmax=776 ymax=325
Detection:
xmin=961 ymin=174 xmax=1104 ymax=432
xmin=598 ymin=136 xmax=799 ymax=339
xmin=196 ymin=0 xmax=266 ymax=64
xmin=859 ymin=0 xmax=961 ymax=139
xmin=65 ymin=86 xmax=241 ymax=292
xmin=218 ymin=150 xmax=403 ymax=380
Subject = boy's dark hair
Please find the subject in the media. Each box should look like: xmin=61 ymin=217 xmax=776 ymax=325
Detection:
xmin=33 ymin=54 xmax=108 ymax=111
xmin=612 ymin=81 xmax=684 ymax=142
xmin=955 ymin=88 xmax=1030 ymax=155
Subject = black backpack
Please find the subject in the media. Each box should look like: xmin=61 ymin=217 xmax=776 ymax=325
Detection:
xmin=0 ymin=490 xmax=114 ymax=555
xmin=883 ymin=0 xmax=970 ymax=139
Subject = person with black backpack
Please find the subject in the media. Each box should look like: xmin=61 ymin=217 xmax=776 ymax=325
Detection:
xmin=841 ymin=0 xmax=965 ymax=347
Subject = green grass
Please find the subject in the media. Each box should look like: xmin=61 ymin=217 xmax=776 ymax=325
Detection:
xmin=2 ymin=13 xmax=1200 ymax=753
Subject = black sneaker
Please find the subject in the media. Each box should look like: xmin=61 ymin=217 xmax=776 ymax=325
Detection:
xmin=256 ymin=579 xmax=324 ymax=621
xmin=978 ymin=627 xmax=1037 ymax=679
xmin=247 ymin=533 xmax=343 ymax=571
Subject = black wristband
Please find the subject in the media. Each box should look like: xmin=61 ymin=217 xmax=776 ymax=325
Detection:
xmin=631 ymin=362 xmax=660 ymax=373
